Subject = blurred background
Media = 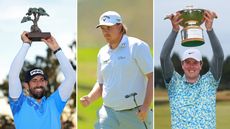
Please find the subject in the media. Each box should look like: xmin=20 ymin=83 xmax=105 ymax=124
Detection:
xmin=77 ymin=0 xmax=153 ymax=128
xmin=0 ymin=0 xmax=76 ymax=129
xmin=154 ymin=0 xmax=230 ymax=129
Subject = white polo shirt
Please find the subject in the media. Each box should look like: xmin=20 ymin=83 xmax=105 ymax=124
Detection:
xmin=97 ymin=35 xmax=153 ymax=110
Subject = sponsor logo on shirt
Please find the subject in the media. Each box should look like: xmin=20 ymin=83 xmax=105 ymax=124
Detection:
xmin=118 ymin=56 xmax=126 ymax=60
xmin=103 ymin=59 xmax=110 ymax=64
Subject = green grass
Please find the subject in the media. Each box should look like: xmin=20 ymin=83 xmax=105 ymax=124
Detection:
xmin=78 ymin=47 xmax=102 ymax=129
xmin=155 ymin=100 xmax=230 ymax=129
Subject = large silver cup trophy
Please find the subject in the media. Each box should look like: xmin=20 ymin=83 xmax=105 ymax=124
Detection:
xmin=165 ymin=6 xmax=217 ymax=47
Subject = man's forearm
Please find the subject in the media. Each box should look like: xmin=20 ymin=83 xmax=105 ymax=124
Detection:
xmin=207 ymin=29 xmax=224 ymax=80
xmin=88 ymin=83 xmax=103 ymax=103
xmin=160 ymin=30 xmax=177 ymax=82
xmin=9 ymin=43 xmax=30 ymax=98
xmin=142 ymin=72 xmax=153 ymax=108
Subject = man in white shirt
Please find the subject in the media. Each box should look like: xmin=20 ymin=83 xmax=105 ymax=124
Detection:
xmin=80 ymin=11 xmax=153 ymax=129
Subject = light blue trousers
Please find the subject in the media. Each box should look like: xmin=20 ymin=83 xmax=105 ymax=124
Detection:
xmin=95 ymin=105 xmax=153 ymax=129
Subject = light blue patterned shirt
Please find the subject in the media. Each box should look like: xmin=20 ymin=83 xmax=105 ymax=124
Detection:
xmin=9 ymin=90 xmax=66 ymax=129
xmin=166 ymin=71 xmax=219 ymax=129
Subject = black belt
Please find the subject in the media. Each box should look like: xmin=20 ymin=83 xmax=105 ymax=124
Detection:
xmin=104 ymin=105 xmax=140 ymax=111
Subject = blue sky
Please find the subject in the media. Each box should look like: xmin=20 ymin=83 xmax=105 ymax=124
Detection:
xmin=0 ymin=0 xmax=76 ymax=83
xmin=154 ymin=0 xmax=230 ymax=66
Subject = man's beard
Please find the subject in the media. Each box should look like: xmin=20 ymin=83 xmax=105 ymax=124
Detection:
xmin=29 ymin=86 xmax=46 ymax=99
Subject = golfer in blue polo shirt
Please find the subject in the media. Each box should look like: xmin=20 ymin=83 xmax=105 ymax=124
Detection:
xmin=8 ymin=31 xmax=76 ymax=129
xmin=161 ymin=10 xmax=224 ymax=129
xmin=80 ymin=11 xmax=153 ymax=129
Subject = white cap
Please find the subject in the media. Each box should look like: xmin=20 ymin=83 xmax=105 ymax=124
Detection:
xmin=182 ymin=48 xmax=202 ymax=61
xmin=96 ymin=11 xmax=122 ymax=28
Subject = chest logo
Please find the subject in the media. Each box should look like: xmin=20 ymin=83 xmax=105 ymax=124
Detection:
xmin=118 ymin=56 xmax=126 ymax=60
xmin=103 ymin=59 xmax=110 ymax=64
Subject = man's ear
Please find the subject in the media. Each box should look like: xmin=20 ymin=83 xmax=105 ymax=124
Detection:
xmin=181 ymin=61 xmax=185 ymax=70
xmin=23 ymin=82 xmax=29 ymax=90
xmin=200 ymin=61 xmax=203 ymax=66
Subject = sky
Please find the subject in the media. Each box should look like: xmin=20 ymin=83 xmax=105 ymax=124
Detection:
xmin=0 ymin=0 xmax=76 ymax=83
xmin=154 ymin=0 xmax=230 ymax=66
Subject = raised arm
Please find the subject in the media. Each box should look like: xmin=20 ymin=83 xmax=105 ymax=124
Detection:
xmin=204 ymin=10 xmax=224 ymax=80
xmin=42 ymin=36 xmax=76 ymax=101
xmin=160 ymin=13 xmax=182 ymax=83
xmin=9 ymin=32 xmax=32 ymax=99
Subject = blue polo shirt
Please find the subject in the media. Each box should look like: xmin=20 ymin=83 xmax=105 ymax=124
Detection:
xmin=166 ymin=71 xmax=219 ymax=129
xmin=9 ymin=90 xmax=66 ymax=129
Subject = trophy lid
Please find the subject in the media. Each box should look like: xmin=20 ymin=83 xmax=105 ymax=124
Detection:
xmin=178 ymin=5 xmax=205 ymax=12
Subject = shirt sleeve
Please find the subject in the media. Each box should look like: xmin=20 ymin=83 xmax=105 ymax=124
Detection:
xmin=97 ymin=51 xmax=103 ymax=84
xmin=207 ymin=29 xmax=224 ymax=81
xmin=9 ymin=93 xmax=26 ymax=115
xmin=165 ymin=71 xmax=180 ymax=89
xmin=56 ymin=50 xmax=76 ymax=102
xmin=50 ymin=90 xmax=67 ymax=114
xmin=160 ymin=30 xmax=178 ymax=83
xmin=134 ymin=42 xmax=153 ymax=74
xmin=9 ymin=43 xmax=30 ymax=99
xmin=204 ymin=71 xmax=220 ymax=88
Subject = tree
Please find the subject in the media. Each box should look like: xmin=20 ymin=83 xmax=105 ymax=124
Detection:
xmin=0 ymin=114 xmax=15 ymax=129
xmin=154 ymin=66 xmax=164 ymax=88
xmin=219 ymin=56 xmax=230 ymax=90
xmin=21 ymin=7 xmax=49 ymax=32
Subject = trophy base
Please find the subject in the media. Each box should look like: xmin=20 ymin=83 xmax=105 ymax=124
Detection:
xmin=181 ymin=26 xmax=204 ymax=47
xmin=182 ymin=38 xmax=204 ymax=47
xmin=28 ymin=32 xmax=51 ymax=41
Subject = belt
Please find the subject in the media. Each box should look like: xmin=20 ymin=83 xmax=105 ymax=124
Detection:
xmin=104 ymin=105 xmax=140 ymax=112
xmin=104 ymin=105 xmax=153 ymax=112
xmin=116 ymin=106 xmax=141 ymax=112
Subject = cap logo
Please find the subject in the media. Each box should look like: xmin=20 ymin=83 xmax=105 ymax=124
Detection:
xmin=102 ymin=15 xmax=110 ymax=21
xmin=30 ymin=69 xmax=44 ymax=76
xmin=188 ymin=52 xmax=194 ymax=54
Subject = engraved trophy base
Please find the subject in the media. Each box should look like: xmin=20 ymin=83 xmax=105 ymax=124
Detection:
xmin=181 ymin=26 xmax=204 ymax=47
xmin=182 ymin=39 xmax=204 ymax=47
xmin=28 ymin=32 xmax=51 ymax=41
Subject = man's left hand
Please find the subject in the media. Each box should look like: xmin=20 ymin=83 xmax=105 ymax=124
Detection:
xmin=137 ymin=105 xmax=149 ymax=121
xmin=204 ymin=10 xmax=217 ymax=31
xmin=41 ymin=36 xmax=60 ymax=52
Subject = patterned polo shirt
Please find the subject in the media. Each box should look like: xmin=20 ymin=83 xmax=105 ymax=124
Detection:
xmin=9 ymin=90 xmax=66 ymax=129
xmin=166 ymin=71 xmax=219 ymax=129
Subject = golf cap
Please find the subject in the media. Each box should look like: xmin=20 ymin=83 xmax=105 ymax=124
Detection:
xmin=182 ymin=48 xmax=202 ymax=61
xmin=96 ymin=11 xmax=122 ymax=28
xmin=25 ymin=68 xmax=48 ymax=82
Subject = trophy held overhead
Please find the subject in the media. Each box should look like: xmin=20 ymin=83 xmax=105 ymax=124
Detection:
xmin=21 ymin=7 xmax=51 ymax=42
xmin=164 ymin=5 xmax=217 ymax=47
